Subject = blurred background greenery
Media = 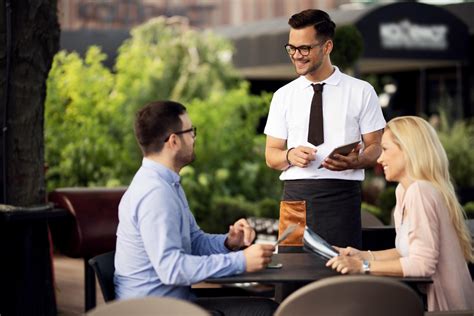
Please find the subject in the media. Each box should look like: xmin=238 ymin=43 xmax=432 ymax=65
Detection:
xmin=46 ymin=17 xmax=282 ymax=233
xmin=45 ymin=18 xmax=473 ymax=233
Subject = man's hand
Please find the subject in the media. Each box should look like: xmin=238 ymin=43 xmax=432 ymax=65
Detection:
xmin=225 ymin=218 xmax=256 ymax=250
xmin=243 ymin=244 xmax=275 ymax=272
xmin=322 ymin=129 xmax=383 ymax=171
xmin=322 ymin=130 xmax=383 ymax=171
xmin=321 ymin=144 xmax=361 ymax=171
xmin=287 ymin=146 xmax=317 ymax=168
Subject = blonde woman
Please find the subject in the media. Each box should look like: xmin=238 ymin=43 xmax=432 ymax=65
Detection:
xmin=327 ymin=116 xmax=474 ymax=311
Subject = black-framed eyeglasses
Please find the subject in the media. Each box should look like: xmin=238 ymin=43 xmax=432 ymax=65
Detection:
xmin=164 ymin=126 xmax=197 ymax=142
xmin=284 ymin=43 xmax=323 ymax=56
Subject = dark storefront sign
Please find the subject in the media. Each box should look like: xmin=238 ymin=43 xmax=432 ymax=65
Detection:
xmin=356 ymin=2 xmax=469 ymax=61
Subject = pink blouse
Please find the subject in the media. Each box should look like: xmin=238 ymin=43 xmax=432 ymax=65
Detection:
xmin=394 ymin=181 xmax=474 ymax=311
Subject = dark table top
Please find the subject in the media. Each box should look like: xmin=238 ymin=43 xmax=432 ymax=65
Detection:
xmin=206 ymin=253 xmax=432 ymax=285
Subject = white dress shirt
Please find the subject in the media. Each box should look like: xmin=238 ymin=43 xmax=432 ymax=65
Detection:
xmin=264 ymin=66 xmax=386 ymax=181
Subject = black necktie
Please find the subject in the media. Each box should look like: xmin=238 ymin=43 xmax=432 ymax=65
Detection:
xmin=308 ymin=83 xmax=325 ymax=146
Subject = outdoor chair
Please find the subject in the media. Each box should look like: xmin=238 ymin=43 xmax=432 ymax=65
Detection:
xmin=274 ymin=275 xmax=424 ymax=316
xmin=86 ymin=296 xmax=210 ymax=316
xmin=88 ymin=251 xmax=116 ymax=302
xmin=48 ymin=187 xmax=126 ymax=311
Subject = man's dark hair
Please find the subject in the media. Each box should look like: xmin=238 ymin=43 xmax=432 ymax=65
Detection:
xmin=134 ymin=100 xmax=186 ymax=155
xmin=288 ymin=9 xmax=336 ymax=41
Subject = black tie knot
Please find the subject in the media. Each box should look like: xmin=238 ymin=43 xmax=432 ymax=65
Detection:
xmin=312 ymin=83 xmax=325 ymax=93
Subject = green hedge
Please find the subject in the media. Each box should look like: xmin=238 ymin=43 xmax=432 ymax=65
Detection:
xmin=45 ymin=17 xmax=282 ymax=232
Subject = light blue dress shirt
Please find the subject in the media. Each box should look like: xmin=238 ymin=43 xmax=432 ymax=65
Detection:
xmin=114 ymin=158 xmax=246 ymax=300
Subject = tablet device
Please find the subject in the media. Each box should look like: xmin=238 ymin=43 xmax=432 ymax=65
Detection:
xmin=318 ymin=141 xmax=360 ymax=169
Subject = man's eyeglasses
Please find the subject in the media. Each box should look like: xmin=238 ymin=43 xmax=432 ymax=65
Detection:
xmin=164 ymin=126 xmax=197 ymax=142
xmin=284 ymin=43 xmax=323 ymax=56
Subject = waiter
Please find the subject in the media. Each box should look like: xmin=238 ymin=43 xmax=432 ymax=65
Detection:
xmin=264 ymin=9 xmax=385 ymax=251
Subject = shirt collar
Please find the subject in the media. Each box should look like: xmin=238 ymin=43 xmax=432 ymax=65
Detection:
xmin=297 ymin=66 xmax=342 ymax=89
xmin=142 ymin=158 xmax=181 ymax=185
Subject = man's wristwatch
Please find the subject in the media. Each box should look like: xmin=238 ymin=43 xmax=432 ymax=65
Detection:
xmin=362 ymin=260 xmax=371 ymax=274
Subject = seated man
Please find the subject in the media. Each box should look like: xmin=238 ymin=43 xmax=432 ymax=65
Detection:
xmin=114 ymin=100 xmax=278 ymax=315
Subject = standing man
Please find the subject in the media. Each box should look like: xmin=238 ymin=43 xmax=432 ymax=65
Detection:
xmin=115 ymin=101 xmax=278 ymax=315
xmin=264 ymin=9 xmax=385 ymax=251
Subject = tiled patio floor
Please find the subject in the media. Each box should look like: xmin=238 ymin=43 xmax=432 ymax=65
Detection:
xmin=54 ymin=254 xmax=104 ymax=316
xmin=53 ymin=254 xmax=222 ymax=315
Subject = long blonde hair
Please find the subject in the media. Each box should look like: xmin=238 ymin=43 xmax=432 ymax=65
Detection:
xmin=386 ymin=116 xmax=473 ymax=262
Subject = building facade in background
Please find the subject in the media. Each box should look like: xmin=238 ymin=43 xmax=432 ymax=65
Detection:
xmin=58 ymin=0 xmax=342 ymax=30
xmin=57 ymin=0 xmax=473 ymax=119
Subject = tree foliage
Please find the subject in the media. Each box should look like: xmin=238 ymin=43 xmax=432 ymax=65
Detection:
xmin=45 ymin=17 xmax=281 ymax=231
xmin=183 ymin=86 xmax=281 ymax=232
xmin=46 ymin=17 xmax=240 ymax=189
xmin=45 ymin=47 xmax=127 ymax=188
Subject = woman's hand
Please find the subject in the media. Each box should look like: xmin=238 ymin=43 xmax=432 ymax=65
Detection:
xmin=334 ymin=246 xmax=361 ymax=257
xmin=334 ymin=246 xmax=371 ymax=261
xmin=326 ymin=255 xmax=364 ymax=274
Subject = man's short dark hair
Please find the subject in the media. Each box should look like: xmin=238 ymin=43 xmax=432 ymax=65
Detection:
xmin=134 ymin=100 xmax=186 ymax=155
xmin=288 ymin=9 xmax=336 ymax=41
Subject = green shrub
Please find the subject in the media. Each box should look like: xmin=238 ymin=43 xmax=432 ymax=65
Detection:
xmin=181 ymin=87 xmax=281 ymax=231
xmin=46 ymin=17 xmax=282 ymax=232
xmin=463 ymin=202 xmax=474 ymax=219
xmin=437 ymin=114 xmax=474 ymax=188
xmin=204 ymin=196 xmax=257 ymax=233
xmin=45 ymin=47 xmax=130 ymax=189
xmin=45 ymin=17 xmax=242 ymax=191
xmin=257 ymin=198 xmax=280 ymax=219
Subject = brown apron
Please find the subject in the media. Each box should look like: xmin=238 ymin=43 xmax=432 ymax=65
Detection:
xmin=277 ymin=200 xmax=306 ymax=247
